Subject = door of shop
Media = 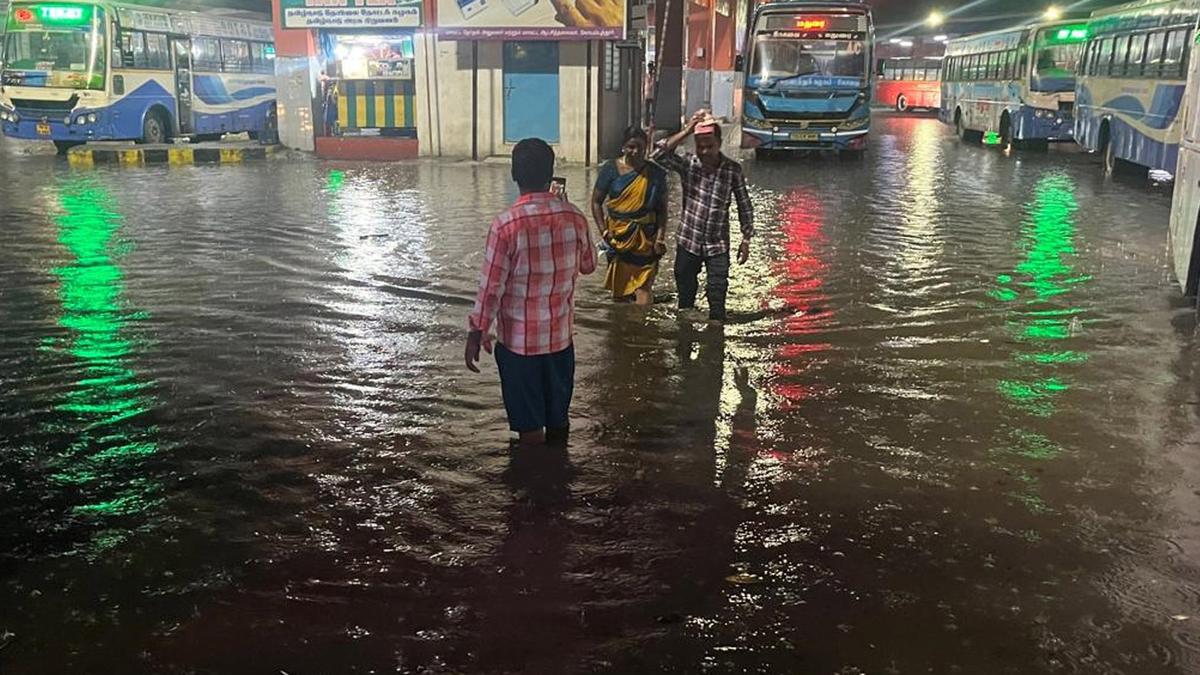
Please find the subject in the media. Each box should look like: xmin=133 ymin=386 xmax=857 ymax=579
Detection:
xmin=503 ymin=42 xmax=559 ymax=144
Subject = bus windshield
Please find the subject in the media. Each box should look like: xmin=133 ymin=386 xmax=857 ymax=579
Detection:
xmin=752 ymin=36 xmax=867 ymax=85
xmin=1032 ymin=28 xmax=1082 ymax=92
xmin=2 ymin=22 xmax=105 ymax=90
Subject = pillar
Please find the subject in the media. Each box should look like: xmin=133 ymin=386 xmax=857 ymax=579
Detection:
xmin=271 ymin=0 xmax=318 ymax=152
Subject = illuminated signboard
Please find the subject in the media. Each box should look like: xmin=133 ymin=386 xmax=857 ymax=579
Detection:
xmin=1045 ymin=24 xmax=1088 ymax=44
xmin=763 ymin=13 xmax=864 ymax=34
xmin=9 ymin=3 xmax=94 ymax=28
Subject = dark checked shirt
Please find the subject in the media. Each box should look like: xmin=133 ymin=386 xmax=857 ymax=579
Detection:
xmin=655 ymin=149 xmax=755 ymax=257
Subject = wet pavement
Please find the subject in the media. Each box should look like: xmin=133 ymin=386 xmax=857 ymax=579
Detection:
xmin=2 ymin=115 xmax=1200 ymax=674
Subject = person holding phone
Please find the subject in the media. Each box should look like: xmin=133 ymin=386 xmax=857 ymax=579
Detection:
xmin=590 ymin=127 xmax=669 ymax=305
xmin=466 ymin=139 xmax=597 ymax=448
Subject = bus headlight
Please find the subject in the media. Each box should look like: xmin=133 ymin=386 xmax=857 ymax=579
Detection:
xmin=75 ymin=116 xmax=87 ymax=125
xmin=87 ymin=113 xmax=97 ymax=123
xmin=63 ymin=116 xmax=72 ymax=125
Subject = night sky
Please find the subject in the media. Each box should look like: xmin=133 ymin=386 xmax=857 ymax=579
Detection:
xmin=873 ymin=0 xmax=1130 ymax=31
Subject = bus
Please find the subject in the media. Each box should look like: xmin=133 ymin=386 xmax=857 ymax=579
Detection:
xmin=940 ymin=21 xmax=1086 ymax=149
xmin=875 ymin=57 xmax=941 ymax=112
xmin=0 ymin=1 xmax=276 ymax=153
xmin=739 ymin=1 xmax=875 ymax=156
xmin=1075 ymin=0 xmax=1200 ymax=174
xmin=1168 ymin=6 xmax=1200 ymax=297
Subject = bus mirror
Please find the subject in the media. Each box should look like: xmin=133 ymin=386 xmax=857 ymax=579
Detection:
xmin=735 ymin=54 xmax=744 ymax=72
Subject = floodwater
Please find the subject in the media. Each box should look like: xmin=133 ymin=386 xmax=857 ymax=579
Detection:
xmin=2 ymin=116 xmax=1200 ymax=674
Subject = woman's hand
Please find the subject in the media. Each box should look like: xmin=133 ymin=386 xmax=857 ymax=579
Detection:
xmin=653 ymin=240 xmax=668 ymax=256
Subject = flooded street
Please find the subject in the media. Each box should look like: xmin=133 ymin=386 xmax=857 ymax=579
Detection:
xmin=4 ymin=115 xmax=1200 ymax=673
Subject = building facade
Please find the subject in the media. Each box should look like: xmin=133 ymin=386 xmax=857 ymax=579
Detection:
xmin=271 ymin=0 xmax=642 ymax=163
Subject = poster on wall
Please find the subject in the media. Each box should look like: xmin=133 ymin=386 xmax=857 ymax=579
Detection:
xmin=436 ymin=0 xmax=625 ymax=40
xmin=281 ymin=0 xmax=423 ymax=29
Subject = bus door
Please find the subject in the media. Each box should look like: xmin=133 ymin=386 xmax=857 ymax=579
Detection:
xmin=171 ymin=37 xmax=194 ymax=135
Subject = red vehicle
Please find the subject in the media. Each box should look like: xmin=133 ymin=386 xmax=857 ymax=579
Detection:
xmin=874 ymin=58 xmax=941 ymax=112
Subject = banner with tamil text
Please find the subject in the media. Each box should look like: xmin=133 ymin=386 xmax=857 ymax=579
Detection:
xmin=280 ymin=0 xmax=423 ymax=29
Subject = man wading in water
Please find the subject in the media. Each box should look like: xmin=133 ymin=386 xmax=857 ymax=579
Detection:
xmin=465 ymin=139 xmax=597 ymax=447
xmin=655 ymin=110 xmax=755 ymax=322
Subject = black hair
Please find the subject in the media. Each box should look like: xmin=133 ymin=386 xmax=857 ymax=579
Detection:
xmin=622 ymin=126 xmax=649 ymax=144
xmin=512 ymin=138 xmax=555 ymax=190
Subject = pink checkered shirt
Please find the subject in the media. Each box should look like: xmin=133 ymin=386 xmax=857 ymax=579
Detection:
xmin=469 ymin=192 xmax=597 ymax=356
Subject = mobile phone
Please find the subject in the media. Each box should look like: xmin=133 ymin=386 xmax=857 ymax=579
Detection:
xmin=550 ymin=176 xmax=567 ymax=199
xmin=457 ymin=0 xmax=487 ymax=20
xmin=503 ymin=0 xmax=536 ymax=16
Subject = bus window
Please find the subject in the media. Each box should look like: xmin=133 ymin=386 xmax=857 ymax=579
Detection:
xmin=1165 ymin=29 xmax=1186 ymax=78
xmin=1096 ymin=37 xmax=1114 ymax=76
xmin=145 ymin=34 xmax=169 ymax=70
xmin=222 ymin=40 xmax=250 ymax=72
xmin=1145 ymin=31 xmax=1166 ymax=76
xmin=1127 ymin=33 xmax=1147 ymax=77
xmin=193 ymin=38 xmax=222 ymax=71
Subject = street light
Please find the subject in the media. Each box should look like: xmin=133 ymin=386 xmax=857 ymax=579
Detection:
xmin=927 ymin=11 xmax=945 ymax=28
xmin=1044 ymin=6 xmax=1063 ymax=20
xmin=934 ymin=35 xmax=949 ymax=43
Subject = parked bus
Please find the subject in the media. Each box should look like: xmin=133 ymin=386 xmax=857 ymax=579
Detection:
xmin=739 ymin=1 xmax=875 ymax=156
xmin=940 ymin=21 xmax=1086 ymax=149
xmin=1168 ymin=4 xmax=1200 ymax=297
xmin=1076 ymin=0 xmax=1200 ymax=174
xmin=0 ymin=1 xmax=276 ymax=152
xmin=875 ymin=57 xmax=941 ymax=112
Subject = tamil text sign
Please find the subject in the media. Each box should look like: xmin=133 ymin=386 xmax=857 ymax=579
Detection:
xmin=436 ymin=0 xmax=625 ymax=40
xmin=281 ymin=0 xmax=422 ymax=29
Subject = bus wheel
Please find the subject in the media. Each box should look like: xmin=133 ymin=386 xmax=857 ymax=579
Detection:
xmin=141 ymin=110 xmax=168 ymax=145
xmin=896 ymin=95 xmax=909 ymax=113
xmin=999 ymin=115 xmax=1014 ymax=153
xmin=53 ymin=141 xmax=81 ymax=155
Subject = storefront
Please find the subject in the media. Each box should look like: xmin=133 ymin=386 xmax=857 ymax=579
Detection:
xmin=273 ymin=0 xmax=425 ymax=160
xmin=270 ymin=0 xmax=640 ymax=162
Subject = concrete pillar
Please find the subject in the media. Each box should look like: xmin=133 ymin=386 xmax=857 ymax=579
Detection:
xmin=271 ymin=0 xmax=317 ymax=152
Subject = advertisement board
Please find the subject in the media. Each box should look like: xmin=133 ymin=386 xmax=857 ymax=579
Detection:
xmin=436 ymin=0 xmax=625 ymax=40
xmin=280 ymin=0 xmax=423 ymax=29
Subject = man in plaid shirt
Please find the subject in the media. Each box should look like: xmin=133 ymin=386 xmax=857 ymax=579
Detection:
xmin=466 ymin=139 xmax=597 ymax=447
xmin=656 ymin=110 xmax=754 ymax=321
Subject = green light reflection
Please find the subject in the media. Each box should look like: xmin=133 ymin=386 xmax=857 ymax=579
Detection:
xmin=44 ymin=178 xmax=161 ymax=517
xmin=991 ymin=173 xmax=1090 ymax=511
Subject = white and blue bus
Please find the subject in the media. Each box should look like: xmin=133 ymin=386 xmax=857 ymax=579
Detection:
xmin=739 ymin=1 xmax=875 ymax=156
xmin=0 ymin=1 xmax=276 ymax=152
xmin=1075 ymin=0 xmax=1200 ymax=174
xmin=940 ymin=21 xmax=1086 ymax=148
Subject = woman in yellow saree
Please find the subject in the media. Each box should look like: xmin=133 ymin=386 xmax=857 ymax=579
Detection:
xmin=590 ymin=127 xmax=670 ymax=305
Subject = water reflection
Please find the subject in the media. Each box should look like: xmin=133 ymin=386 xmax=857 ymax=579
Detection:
xmin=44 ymin=177 xmax=160 ymax=519
xmin=992 ymin=172 xmax=1089 ymax=512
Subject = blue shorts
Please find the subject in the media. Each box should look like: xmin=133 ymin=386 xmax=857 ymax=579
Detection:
xmin=495 ymin=343 xmax=575 ymax=433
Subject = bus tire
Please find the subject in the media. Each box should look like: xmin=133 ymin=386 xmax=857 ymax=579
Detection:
xmin=140 ymin=109 xmax=170 ymax=145
xmin=896 ymin=95 xmax=909 ymax=113
xmin=1000 ymin=113 xmax=1014 ymax=153
xmin=53 ymin=141 xmax=81 ymax=155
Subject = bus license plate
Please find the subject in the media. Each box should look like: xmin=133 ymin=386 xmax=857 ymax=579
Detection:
xmin=36 ymin=122 xmax=51 ymax=137
xmin=791 ymin=131 xmax=819 ymax=141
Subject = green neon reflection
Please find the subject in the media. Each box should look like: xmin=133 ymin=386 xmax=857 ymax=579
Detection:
xmin=45 ymin=179 xmax=160 ymax=517
xmin=991 ymin=173 xmax=1090 ymax=511
xmin=327 ymin=169 xmax=346 ymax=193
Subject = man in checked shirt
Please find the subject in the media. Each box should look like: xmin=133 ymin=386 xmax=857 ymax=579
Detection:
xmin=655 ymin=110 xmax=755 ymax=322
xmin=465 ymin=139 xmax=597 ymax=447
